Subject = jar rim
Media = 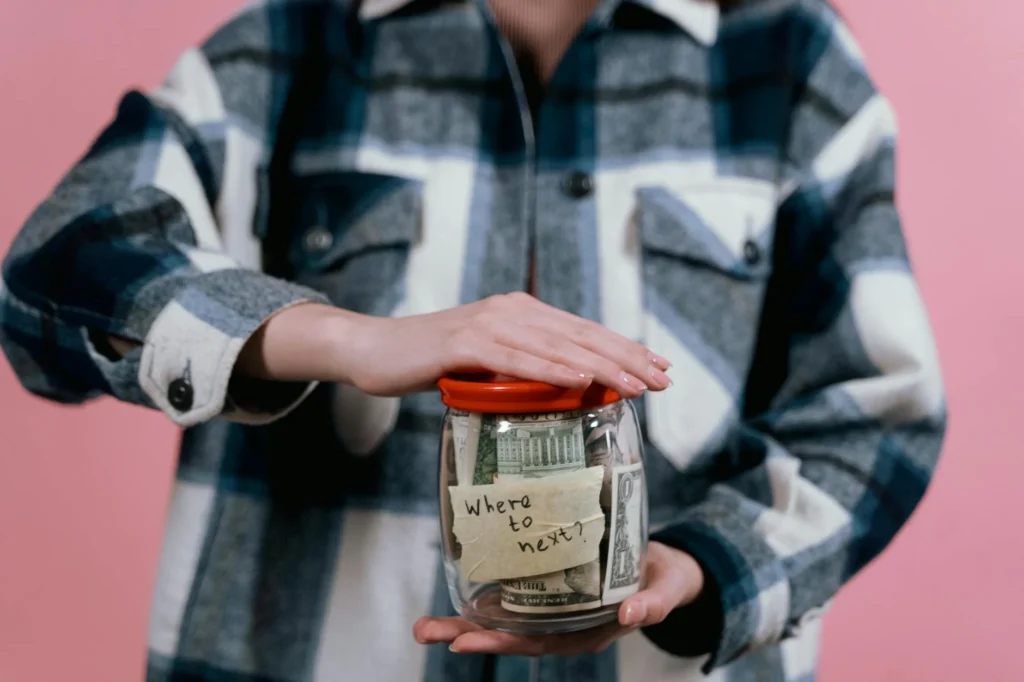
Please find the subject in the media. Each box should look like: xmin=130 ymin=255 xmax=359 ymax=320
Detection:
xmin=437 ymin=373 xmax=623 ymax=414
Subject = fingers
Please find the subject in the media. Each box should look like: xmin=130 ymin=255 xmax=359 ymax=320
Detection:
xmin=449 ymin=621 xmax=629 ymax=657
xmin=618 ymin=587 xmax=681 ymax=629
xmin=413 ymin=617 xmax=484 ymax=645
xmin=526 ymin=299 xmax=674 ymax=383
xmin=618 ymin=543 xmax=704 ymax=628
xmin=450 ymin=630 xmax=547 ymax=656
xmin=451 ymin=339 xmax=594 ymax=390
xmin=491 ymin=328 xmax=651 ymax=398
xmin=453 ymin=294 xmax=674 ymax=395
xmin=518 ymin=296 xmax=673 ymax=389
xmin=588 ymin=623 xmax=640 ymax=653
xmin=570 ymin=330 xmax=673 ymax=392
xmin=413 ymin=614 xmax=632 ymax=658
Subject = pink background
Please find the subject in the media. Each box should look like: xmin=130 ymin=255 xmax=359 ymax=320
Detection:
xmin=0 ymin=1 xmax=1021 ymax=680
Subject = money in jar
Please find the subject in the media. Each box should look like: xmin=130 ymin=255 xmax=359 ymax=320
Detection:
xmin=437 ymin=374 xmax=649 ymax=635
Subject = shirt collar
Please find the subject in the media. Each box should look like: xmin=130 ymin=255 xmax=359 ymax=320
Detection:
xmin=356 ymin=0 xmax=719 ymax=45
xmin=357 ymin=0 xmax=418 ymax=20
xmin=622 ymin=0 xmax=719 ymax=45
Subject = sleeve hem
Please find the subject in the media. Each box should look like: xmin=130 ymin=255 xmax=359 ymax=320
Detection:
xmin=83 ymin=328 xmax=154 ymax=407
xmin=648 ymin=519 xmax=790 ymax=674
xmin=137 ymin=269 xmax=328 ymax=427
xmin=640 ymin=541 xmax=723 ymax=659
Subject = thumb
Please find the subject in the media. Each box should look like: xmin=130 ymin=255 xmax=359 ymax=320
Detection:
xmin=618 ymin=546 xmax=703 ymax=627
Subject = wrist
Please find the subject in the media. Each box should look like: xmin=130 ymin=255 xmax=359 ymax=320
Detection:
xmin=316 ymin=304 xmax=378 ymax=385
xmin=236 ymin=301 xmax=368 ymax=383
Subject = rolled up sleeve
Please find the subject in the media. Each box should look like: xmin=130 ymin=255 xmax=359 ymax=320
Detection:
xmin=0 ymin=8 xmax=329 ymax=427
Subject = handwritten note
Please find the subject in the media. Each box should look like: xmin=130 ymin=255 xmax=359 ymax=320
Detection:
xmin=448 ymin=466 xmax=605 ymax=582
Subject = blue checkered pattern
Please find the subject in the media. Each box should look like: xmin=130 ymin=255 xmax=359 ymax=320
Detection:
xmin=0 ymin=0 xmax=946 ymax=680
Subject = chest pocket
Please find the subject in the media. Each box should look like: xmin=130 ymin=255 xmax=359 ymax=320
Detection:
xmin=290 ymin=171 xmax=424 ymax=317
xmin=635 ymin=181 xmax=776 ymax=472
xmin=288 ymin=171 xmax=425 ymax=456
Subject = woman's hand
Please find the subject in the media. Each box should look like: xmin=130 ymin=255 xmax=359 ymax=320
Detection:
xmin=412 ymin=542 xmax=705 ymax=657
xmin=237 ymin=293 xmax=673 ymax=397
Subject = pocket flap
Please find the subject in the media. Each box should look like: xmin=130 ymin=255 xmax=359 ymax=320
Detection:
xmin=292 ymin=172 xmax=424 ymax=272
xmin=636 ymin=183 xmax=775 ymax=280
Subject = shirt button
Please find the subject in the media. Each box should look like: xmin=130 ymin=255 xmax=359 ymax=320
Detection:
xmin=743 ymin=239 xmax=762 ymax=266
xmin=168 ymin=377 xmax=194 ymax=412
xmin=304 ymin=226 xmax=334 ymax=254
xmin=562 ymin=171 xmax=594 ymax=199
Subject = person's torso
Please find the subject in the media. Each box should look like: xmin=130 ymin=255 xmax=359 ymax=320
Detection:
xmin=147 ymin=2 xmax=821 ymax=680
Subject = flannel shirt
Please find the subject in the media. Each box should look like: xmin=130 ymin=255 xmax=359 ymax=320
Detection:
xmin=0 ymin=0 xmax=947 ymax=680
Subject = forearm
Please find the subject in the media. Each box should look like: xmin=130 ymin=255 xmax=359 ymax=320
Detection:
xmin=103 ymin=301 xmax=364 ymax=383
xmin=234 ymin=302 xmax=371 ymax=383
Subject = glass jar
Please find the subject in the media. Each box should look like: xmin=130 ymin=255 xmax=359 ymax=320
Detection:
xmin=437 ymin=374 xmax=649 ymax=635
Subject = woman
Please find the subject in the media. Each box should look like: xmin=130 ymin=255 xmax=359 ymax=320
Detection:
xmin=0 ymin=0 xmax=946 ymax=680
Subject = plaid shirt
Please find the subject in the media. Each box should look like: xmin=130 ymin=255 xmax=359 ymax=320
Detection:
xmin=0 ymin=0 xmax=946 ymax=680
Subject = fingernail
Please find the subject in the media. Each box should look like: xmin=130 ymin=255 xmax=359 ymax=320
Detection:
xmin=648 ymin=352 xmax=672 ymax=370
xmin=649 ymin=367 xmax=673 ymax=388
xmin=623 ymin=600 xmax=648 ymax=626
xmin=621 ymin=373 xmax=646 ymax=394
xmin=449 ymin=643 xmax=462 ymax=653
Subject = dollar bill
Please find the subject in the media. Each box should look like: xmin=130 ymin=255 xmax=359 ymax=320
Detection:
xmin=500 ymin=560 xmax=602 ymax=614
xmin=441 ymin=421 xmax=462 ymax=558
xmin=471 ymin=416 xmax=498 ymax=486
xmin=602 ymin=461 xmax=644 ymax=605
xmin=616 ymin=403 xmax=643 ymax=466
xmin=495 ymin=411 xmax=587 ymax=481
xmin=451 ymin=410 xmax=483 ymax=486
xmin=584 ymin=401 xmax=644 ymax=519
xmin=584 ymin=402 xmax=642 ymax=468
xmin=585 ymin=421 xmax=618 ymax=511
xmin=493 ymin=410 xmax=604 ymax=612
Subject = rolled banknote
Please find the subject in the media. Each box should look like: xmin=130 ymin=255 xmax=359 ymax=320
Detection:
xmin=602 ymin=461 xmax=644 ymax=605
xmin=494 ymin=411 xmax=587 ymax=481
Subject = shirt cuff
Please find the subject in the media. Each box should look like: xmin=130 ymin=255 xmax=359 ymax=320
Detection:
xmin=644 ymin=514 xmax=791 ymax=673
xmin=134 ymin=268 xmax=328 ymax=427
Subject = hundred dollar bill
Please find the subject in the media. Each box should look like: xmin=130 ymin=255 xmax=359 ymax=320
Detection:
xmin=495 ymin=411 xmax=587 ymax=481
xmin=602 ymin=461 xmax=644 ymax=605
xmin=500 ymin=561 xmax=602 ymax=614
xmin=493 ymin=410 xmax=603 ymax=613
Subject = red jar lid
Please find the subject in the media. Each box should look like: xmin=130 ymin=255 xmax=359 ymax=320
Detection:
xmin=437 ymin=373 xmax=623 ymax=414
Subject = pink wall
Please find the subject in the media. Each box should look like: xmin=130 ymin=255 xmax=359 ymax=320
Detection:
xmin=0 ymin=1 xmax=1020 ymax=681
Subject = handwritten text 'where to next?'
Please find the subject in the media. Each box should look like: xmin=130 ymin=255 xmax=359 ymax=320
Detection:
xmin=448 ymin=466 xmax=605 ymax=582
